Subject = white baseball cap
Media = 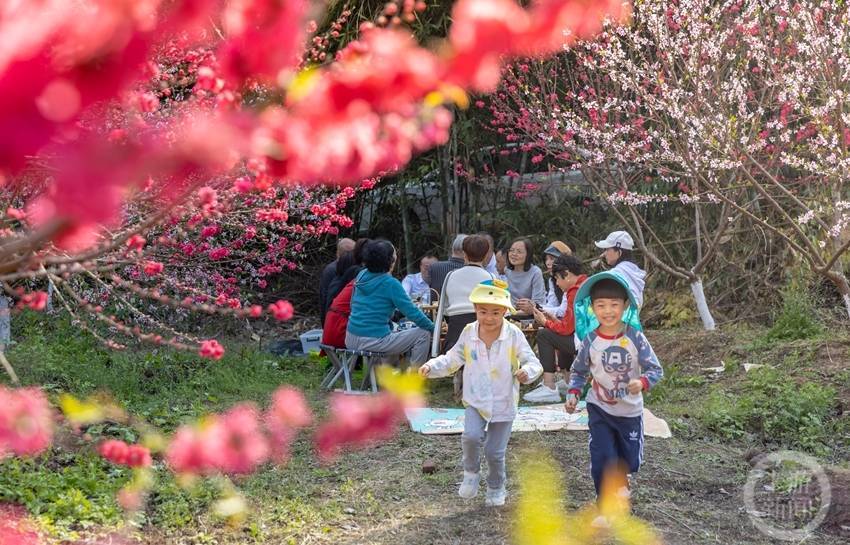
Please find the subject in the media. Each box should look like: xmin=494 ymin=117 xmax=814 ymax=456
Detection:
xmin=595 ymin=231 xmax=635 ymax=251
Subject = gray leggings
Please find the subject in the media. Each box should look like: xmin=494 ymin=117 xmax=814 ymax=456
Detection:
xmin=462 ymin=407 xmax=513 ymax=490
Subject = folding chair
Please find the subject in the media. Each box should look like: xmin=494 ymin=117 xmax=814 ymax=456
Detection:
xmin=320 ymin=344 xmax=386 ymax=393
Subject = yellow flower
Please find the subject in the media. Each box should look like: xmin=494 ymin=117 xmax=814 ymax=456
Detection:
xmin=513 ymin=451 xmax=663 ymax=545
xmin=375 ymin=365 xmax=426 ymax=407
xmin=59 ymin=393 xmax=125 ymax=426
xmin=513 ymin=453 xmax=571 ymax=545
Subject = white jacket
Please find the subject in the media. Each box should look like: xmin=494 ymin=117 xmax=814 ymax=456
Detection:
xmin=424 ymin=320 xmax=543 ymax=422
xmin=612 ymin=261 xmax=646 ymax=309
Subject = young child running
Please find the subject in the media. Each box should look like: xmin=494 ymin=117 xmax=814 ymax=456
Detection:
xmin=419 ymin=279 xmax=542 ymax=506
xmin=565 ymin=273 xmax=663 ymax=498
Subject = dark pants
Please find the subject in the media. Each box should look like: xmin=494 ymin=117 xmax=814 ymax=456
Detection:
xmin=536 ymin=327 xmax=576 ymax=373
xmin=587 ymin=403 xmax=643 ymax=496
xmin=442 ymin=313 xmax=477 ymax=354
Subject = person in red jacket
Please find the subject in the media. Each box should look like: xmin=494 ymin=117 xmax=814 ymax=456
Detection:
xmin=322 ymin=280 xmax=356 ymax=350
xmin=523 ymin=255 xmax=587 ymax=403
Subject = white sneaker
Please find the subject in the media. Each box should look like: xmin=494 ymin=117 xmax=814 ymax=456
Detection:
xmin=458 ymin=471 xmax=481 ymax=499
xmin=485 ymin=486 xmax=507 ymax=506
xmin=523 ymin=383 xmax=562 ymax=403
xmin=555 ymin=379 xmax=569 ymax=394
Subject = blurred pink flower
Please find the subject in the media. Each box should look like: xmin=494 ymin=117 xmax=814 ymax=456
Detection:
xmin=0 ymin=387 xmax=53 ymax=458
xmin=199 ymin=340 xmax=225 ymax=360
xmin=267 ymin=300 xmax=294 ymax=321
xmin=314 ymin=393 xmax=404 ymax=462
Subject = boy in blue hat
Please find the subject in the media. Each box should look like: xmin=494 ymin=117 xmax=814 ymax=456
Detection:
xmin=565 ymin=273 xmax=663 ymax=498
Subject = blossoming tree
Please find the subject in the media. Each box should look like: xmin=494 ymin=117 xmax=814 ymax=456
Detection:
xmin=492 ymin=0 xmax=850 ymax=323
xmin=0 ymin=0 xmax=629 ymax=533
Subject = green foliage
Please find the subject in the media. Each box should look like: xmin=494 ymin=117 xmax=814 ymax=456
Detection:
xmin=655 ymin=291 xmax=697 ymax=328
xmin=0 ymin=452 xmax=126 ymax=536
xmin=6 ymin=313 xmax=325 ymax=430
xmin=0 ymin=313 xmax=329 ymax=536
xmin=146 ymin=476 xmax=219 ymax=529
xmin=762 ymin=288 xmax=823 ymax=343
xmin=698 ymin=367 xmax=836 ymax=454
xmin=644 ymin=363 xmax=705 ymax=405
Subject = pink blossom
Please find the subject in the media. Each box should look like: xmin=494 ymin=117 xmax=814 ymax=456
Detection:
xmin=199 ymin=340 xmax=225 ymax=360
xmin=5 ymin=208 xmax=26 ymax=220
xmin=0 ymin=504 xmax=38 ymax=545
xmin=214 ymin=404 xmax=271 ymax=474
xmin=208 ymin=247 xmax=230 ymax=260
xmin=126 ymin=235 xmax=146 ymax=251
xmin=142 ymin=261 xmax=164 ymax=276
xmin=267 ymin=300 xmax=294 ymax=321
xmin=18 ymin=292 xmax=48 ymax=311
xmin=0 ymin=387 xmax=53 ymax=458
xmin=264 ymin=387 xmax=312 ymax=462
xmin=200 ymin=224 xmax=220 ymax=238
xmin=98 ymin=440 xmax=152 ymax=468
xmin=248 ymin=305 xmax=263 ymax=318
xmin=233 ymin=176 xmax=254 ymax=193
xmin=314 ymin=393 xmax=404 ymax=462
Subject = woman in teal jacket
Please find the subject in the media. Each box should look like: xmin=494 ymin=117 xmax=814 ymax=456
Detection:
xmin=345 ymin=240 xmax=435 ymax=364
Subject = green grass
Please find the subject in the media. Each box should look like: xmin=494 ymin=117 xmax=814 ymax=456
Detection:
xmin=2 ymin=312 xmax=328 ymax=538
xmin=698 ymin=366 xmax=837 ymax=454
xmin=7 ymin=312 xmax=326 ymax=430
xmin=0 ymin=452 xmax=126 ymax=536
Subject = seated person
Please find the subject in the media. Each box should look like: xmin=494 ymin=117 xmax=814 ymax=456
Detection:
xmin=524 ymin=255 xmax=587 ymax=402
xmin=428 ymin=234 xmax=467 ymax=299
xmin=322 ymin=274 xmax=356 ymax=350
xmin=494 ymin=247 xmax=508 ymax=282
xmin=346 ymin=240 xmax=434 ymax=364
xmin=402 ymin=255 xmax=438 ymax=303
xmin=431 ymin=235 xmax=494 ymax=355
xmin=504 ymin=237 xmax=546 ymax=308
xmin=325 ymin=238 xmax=369 ymax=311
xmin=517 ymin=239 xmax=572 ymax=316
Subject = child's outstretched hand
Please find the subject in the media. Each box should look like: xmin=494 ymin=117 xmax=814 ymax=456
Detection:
xmin=419 ymin=364 xmax=431 ymax=377
xmin=627 ymin=379 xmax=643 ymax=395
xmin=564 ymin=393 xmax=579 ymax=414
xmin=514 ymin=369 xmax=529 ymax=383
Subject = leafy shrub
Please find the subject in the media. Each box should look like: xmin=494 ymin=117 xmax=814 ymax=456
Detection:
xmin=0 ymin=452 xmax=126 ymax=536
xmin=762 ymin=288 xmax=822 ymax=343
xmin=644 ymin=363 xmax=704 ymax=404
xmin=699 ymin=367 xmax=836 ymax=453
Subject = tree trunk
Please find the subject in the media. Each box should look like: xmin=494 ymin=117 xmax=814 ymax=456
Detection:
xmin=823 ymin=269 xmax=850 ymax=320
xmin=399 ymin=188 xmax=414 ymax=274
xmin=690 ymin=279 xmax=716 ymax=331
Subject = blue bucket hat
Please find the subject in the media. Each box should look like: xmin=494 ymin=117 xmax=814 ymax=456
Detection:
xmin=574 ymin=271 xmax=642 ymax=341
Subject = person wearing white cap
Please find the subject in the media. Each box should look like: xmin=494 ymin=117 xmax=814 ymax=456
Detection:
xmin=595 ymin=231 xmax=646 ymax=309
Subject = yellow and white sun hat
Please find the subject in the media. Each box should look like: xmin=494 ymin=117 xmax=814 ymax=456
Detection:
xmin=468 ymin=279 xmax=517 ymax=313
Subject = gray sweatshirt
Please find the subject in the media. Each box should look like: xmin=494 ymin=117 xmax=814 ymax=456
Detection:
xmin=504 ymin=265 xmax=546 ymax=306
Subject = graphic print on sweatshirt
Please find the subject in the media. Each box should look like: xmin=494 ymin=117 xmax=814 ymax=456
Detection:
xmin=594 ymin=344 xmax=635 ymax=404
xmin=568 ymin=326 xmax=663 ymax=418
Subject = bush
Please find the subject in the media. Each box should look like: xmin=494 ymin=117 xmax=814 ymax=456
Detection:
xmin=762 ymin=288 xmax=822 ymax=343
xmin=699 ymin=367 xmax=836 ymax=453
xmin=0 ymin=452 xmax=126 ymax=537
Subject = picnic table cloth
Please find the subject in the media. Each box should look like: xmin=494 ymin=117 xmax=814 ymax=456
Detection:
xmin=405 ymin=402 xmax=672 ymax=438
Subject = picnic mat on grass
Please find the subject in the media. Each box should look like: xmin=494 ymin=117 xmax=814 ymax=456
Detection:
xmin=405 ymin=402 xmax=672 ymax=438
